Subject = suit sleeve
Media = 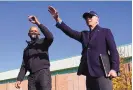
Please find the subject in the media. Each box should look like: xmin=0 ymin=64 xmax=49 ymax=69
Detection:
xmin=56 ymin=22 xmax=82 ymax=42
xmin=17 ymin=53 xmax=27 ymax=82
xmin=37 ymin=24 xmax=54 ymax=47
xmin=105 ymin=29 xmax=120 ymax=72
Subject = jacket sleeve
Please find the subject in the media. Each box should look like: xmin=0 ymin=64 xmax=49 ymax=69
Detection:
xmin=105 ymin=29 xmax=120 ymax=72
xmin=56 ymin=22 xmax=82 ymax=42
xmin=17 ymin=53 xmax=27 ymax=82
xmin=37 ymin=24 xmax=54 ymax=47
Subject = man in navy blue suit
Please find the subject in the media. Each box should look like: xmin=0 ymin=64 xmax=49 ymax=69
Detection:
xmin=48 ymin=6 xmax=119 ymax=90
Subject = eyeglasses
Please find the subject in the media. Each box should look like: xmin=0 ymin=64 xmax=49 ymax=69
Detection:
xmin=85 ymin=15 xmax=94 ymax=19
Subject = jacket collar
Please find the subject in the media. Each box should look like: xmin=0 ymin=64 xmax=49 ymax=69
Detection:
xmin=26 ymin=38 xmax=39 ymax=46
xmin=90 ymin=24 xmax=101 ymax=32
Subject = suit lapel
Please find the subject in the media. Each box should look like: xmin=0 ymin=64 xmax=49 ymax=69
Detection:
xmin=84 ymin=31 xmax=90 ymax=47
xmin=90 ymin=30 xmax=98 ymax=43
xmin=87 ymin=31 xmax=90 ymax=43
xmin=89 ymin=25 xmax=101 ymax=43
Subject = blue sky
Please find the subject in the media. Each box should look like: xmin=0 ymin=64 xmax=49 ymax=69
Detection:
xmin=0 ymin=1 xmax=131 ymax=72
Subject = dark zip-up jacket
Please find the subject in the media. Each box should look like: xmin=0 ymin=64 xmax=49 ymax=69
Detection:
xmin=17 ymin=24 xmax=53 ymax=81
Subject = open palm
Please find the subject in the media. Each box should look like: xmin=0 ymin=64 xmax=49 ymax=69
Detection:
xmin=48 ymin=6 xmax=59 ymax=19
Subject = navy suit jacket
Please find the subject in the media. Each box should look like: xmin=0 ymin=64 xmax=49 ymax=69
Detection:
xmin=56 ymin=22 xmax=119 ymax=77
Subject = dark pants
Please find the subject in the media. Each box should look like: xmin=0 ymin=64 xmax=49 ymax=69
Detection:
xmin=86 ymin=76 xmax=113 ymax=90
xmin=28 ymin=68 xmax=51 ymax=90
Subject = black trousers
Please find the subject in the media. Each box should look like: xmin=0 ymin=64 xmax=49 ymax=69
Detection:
xmin=28 ymin=68 xmax=51 ymax=90
xmin=86 ymin=76 xmax=113 ymax=90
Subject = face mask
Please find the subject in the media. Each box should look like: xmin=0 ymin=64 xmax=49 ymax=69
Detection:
xmin=31 ymin=34 xmax=37 ymax=39
xmin=30 ymin=34 xmax=38 ymax=40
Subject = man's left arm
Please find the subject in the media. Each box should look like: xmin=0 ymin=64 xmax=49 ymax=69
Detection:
xmin=105 ymin=29 xmax=120 ymax=74
xmin=28 ymin=15 xmax=54 ymax=47
xmin=37 ymin=23 xmax=54 ymax=46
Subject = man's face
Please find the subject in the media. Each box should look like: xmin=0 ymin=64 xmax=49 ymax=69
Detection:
xmin=85 ymin=15 xmax=99 ymax=27
xmin=28 ymin=26 xmax=40 ymax=39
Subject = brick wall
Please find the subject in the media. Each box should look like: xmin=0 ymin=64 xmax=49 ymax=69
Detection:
xmin=0 ymin=62 xmax=131 ymax=90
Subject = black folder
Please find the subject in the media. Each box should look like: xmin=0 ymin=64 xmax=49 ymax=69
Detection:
xmin=99 ymin=54 xmax=111 ymax=77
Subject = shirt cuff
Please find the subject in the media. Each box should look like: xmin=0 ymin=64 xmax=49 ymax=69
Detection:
xmin=57 ymin=20 xmax=62 ymax=24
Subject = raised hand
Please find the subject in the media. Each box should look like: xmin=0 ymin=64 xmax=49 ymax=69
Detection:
xmin=48 ymin=6 xmax=61 ymax=22
xmin=28 ymin=15 xmax=40 ymax=25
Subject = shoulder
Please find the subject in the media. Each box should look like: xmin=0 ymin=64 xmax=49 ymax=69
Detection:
xmin=81 ymin=30 xmax=90 ymax=37
xmin=81 ymin=30 xmax=90 ymax=33
xmin=99 ymin=26 xmax=111 ymax=33
xmin=99 ymin=27 xmax=114 ymax=38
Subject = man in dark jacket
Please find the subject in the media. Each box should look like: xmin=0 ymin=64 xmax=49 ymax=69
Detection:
xmin=48 ymin=6 xmax=119 ymax=90
xmin=15 ymin=15 xmax=53 ymax=90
